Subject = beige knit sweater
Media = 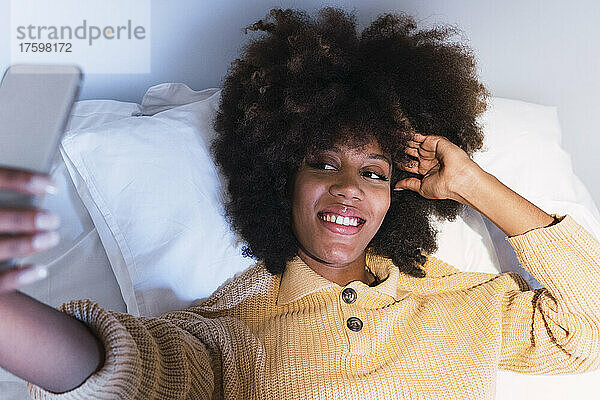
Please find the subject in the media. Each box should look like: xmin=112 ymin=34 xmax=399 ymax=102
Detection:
xmin=27 ymin=214 xmax=600 ymax=399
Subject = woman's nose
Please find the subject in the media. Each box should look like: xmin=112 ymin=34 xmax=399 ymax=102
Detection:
xmin=328 ymin=173 xmax=363 ymax=200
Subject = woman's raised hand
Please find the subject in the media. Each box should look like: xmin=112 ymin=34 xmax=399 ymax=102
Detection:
xmin=394 ymin=132 xmax=483 ymax=203
xmin=0 ymin=167 xmax=60 ymax=293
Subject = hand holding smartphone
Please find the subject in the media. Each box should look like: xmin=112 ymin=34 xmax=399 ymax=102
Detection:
xmin=0 ymin=64 xmax=82 ymax=276
xmin=0 ymin=168 xmax=61 ymax=292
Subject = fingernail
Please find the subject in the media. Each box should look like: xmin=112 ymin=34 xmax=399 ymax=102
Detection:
xmin=35 ymin=213 xmax=61 ymax=230
xmin=16 ymin=265 xmax=48 ymax=285
xmin=32 ymin=231 xmax=60 ymax=250
xmin=26 ymin=177 xmax=58 ymax=194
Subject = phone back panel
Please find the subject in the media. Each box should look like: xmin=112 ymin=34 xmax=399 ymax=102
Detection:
xmin=0 ymin=64 xmax=82 ymax=174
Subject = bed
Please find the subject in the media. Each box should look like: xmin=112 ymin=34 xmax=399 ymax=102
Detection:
xmin=1 ymin=83 xmax=599 ymax=399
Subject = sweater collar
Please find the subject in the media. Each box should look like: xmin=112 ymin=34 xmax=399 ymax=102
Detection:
xmin=276 ymin=249 xmax=408 ymax=306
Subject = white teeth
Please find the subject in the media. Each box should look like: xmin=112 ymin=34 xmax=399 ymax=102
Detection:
xmin=319 ymin=213 xmax=360 ymax=227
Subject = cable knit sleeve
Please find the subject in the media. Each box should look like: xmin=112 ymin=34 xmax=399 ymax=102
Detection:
xmin=500 ymin=214 xmax=600 ymax=374
xmin=26 ymin=300 xmax=216 ymax=399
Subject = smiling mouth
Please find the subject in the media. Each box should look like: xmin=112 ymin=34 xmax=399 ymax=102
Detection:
xmin=317 ymin=212 xmax=366 ymax=236
xmin=317 ymin=212 xmax=366 ymax=227
xmin=317 ymin=212 xmax=366 ymax=235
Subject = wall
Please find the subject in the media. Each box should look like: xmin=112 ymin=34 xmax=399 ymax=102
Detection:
xmin=1 ymin=0 xmax=599 ymax=204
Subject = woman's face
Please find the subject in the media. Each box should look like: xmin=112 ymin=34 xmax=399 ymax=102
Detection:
xmin=291 ymin=140 xmax=392 ymax=266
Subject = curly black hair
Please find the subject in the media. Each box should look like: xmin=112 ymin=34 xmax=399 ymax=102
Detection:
xmin=211 ymin=7 xmax=489 ymax=278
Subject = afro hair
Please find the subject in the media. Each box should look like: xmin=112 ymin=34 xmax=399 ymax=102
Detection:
xmin=211 ymin=7 xmax=489 ymax=277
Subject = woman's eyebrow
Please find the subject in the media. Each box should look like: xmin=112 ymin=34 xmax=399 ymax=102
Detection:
xmin=367 ymin=153 xmax=391 ymax=167
xmin=329 ymin=146 xmax=391 ymax=167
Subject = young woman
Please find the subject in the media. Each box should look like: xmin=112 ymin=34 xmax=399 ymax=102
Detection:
xmin=1 ymin=7 xmax=599 ymax=399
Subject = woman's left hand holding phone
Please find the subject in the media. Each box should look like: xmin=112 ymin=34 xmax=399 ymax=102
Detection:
xmin=0 ymin=166 xmax=60 ymax=293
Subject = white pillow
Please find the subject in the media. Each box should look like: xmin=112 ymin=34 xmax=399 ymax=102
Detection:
xmin=139 ymin=83 xmax=221 ymax=116
xmin=428 ymin=207 xmax=501 ymax=274
xmin=60 ymin=90 xmax=255 ymax=317
xmin=472 ymin=97 xmax=600 ymax=288
xmin=21 ymin=98 xmax=138 ymax=312
xmin=428 ymin=97 xmax=600 ymax=277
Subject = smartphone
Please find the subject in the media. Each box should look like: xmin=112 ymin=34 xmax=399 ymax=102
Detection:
xmin=0 ymin=64 xmax=83 ymax=269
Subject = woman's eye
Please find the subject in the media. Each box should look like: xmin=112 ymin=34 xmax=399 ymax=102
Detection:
xmin=308 ymin=162 xmax=336 ymax=170
xmin=363 ymin=171 xmax=389 ymax=181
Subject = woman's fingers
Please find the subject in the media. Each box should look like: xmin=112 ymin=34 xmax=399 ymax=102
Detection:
xmin=398 ymin=158 xmax=440 ymax=175
xmin=397 ymin=132 xmax=475 ymax=200
xmin=0 ymin=264 xmax=48 ymax=293
xmin=0 ymin=232 xmax=60 ymax=261
xmin=0 ymin=208 xmax=61 ymax=234
xmin=401 ymin=144 xmax=439 ymax=172
xmin=411 ymin=132 xmax=428 ymax=141
xmin=406 ymin=139 xmax=434 ymax=152
xmin=0 ymin=167 xmax=57 ymax=195
xmin=404 ymin=147 xmax=419 ymax=158
xmin=406 ymin=140 xmax=422 ymax=147
xmin=398 ymin=132 xmax=445 ymax=173
xmin=0 ymin=166 xmax=62 ymax=262
xmin=399 ymin=160 xmax=419 ymax=173
xmin=407 ymin=132 xmax=438 ymax=150
xmin=393 ymin=177 xmax=421 ymax=192
xmin=406 ymin=132 xmax=437 ymax=158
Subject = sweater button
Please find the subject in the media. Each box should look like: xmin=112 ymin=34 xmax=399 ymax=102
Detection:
xmin=341 ymin=288 xmax=357 ymax=304
xmin=347 ymin=317 xmax=363 ymax=332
